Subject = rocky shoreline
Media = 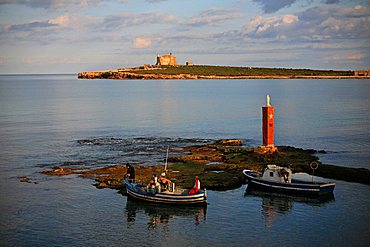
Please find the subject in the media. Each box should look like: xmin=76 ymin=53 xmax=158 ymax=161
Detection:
xmin=40 ymin=140 xmax=370 ymax=192
xmin=77 ymin=70 xmax=366 ymax=80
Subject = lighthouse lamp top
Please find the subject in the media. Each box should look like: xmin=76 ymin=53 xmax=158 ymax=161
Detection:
xmin=266 ymin=95 xmax=271 ymax=106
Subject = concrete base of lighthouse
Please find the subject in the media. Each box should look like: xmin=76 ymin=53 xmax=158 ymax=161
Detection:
xmin=255 ymin=145 xmax=279 ymax=155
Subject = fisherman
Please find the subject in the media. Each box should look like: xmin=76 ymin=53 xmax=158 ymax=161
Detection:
xmin=146 ymin=180 xmax=157 ymax=194
xmin=279 ymin=168 xmax=289 ymax=183
xmin=124 ymin=163 xmax=135 ymax=183
xmin=152 ymin=174 xmax=161 ymax=193
xmin=159 ymin=172 xmax=172 ymax=191
xmin=188 ymin=176 xmax=200 ymax=194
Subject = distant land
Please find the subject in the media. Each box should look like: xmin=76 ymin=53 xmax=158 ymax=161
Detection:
xmin=78 ymin=53 xmax=369 ymax=80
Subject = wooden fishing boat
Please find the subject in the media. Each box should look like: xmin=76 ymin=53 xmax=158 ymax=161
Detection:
xmin=243 ymin=164 xmax=335 ymax=196
xmin=125 ymin=179 xmax=207 ymax=205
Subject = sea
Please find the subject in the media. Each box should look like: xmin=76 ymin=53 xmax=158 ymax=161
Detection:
xmin=0 ymin=74 xmax=369 ymax=246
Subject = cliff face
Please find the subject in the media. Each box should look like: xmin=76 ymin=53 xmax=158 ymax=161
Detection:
xmin=78 ymin=71 xmax=106 ymax=79
xmin=78 ymin=71 xmax=199 ymax=80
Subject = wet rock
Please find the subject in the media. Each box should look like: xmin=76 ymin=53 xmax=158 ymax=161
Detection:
xmin=95 ymin=182 xmax=108 ymax=189
xmin=19 ymin=176 xmax=38 ymax=184
xmin=215 ymin=139 xmax=243 ymax=146
xmin=41 ymin=166 xmax=79 ymax=176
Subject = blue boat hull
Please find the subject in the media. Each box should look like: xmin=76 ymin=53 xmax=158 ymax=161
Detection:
xmin=243 ymin=170 xmax=335 ymax=196
xmin=125 ymin=179 xmax=207 ymax=205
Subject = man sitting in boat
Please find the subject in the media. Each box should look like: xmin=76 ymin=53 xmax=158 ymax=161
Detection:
xmin=159 ymin=172 xmax=172 ymax=191
xmin=152 ymin=174 xmax=161 ymax=193
xmin=188 ymin=176 xmax=200 ymax=194
xmin=278 ymin=168 xmax=290 ymax=183
xmin=146 ymin=180 xmax=157 ymax=194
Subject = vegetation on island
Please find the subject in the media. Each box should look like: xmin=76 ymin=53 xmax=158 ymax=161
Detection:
xmin=78 ymin=65 xmax=357 ymax=80
xmin=131 ymin=65 xmax=353 ymax=77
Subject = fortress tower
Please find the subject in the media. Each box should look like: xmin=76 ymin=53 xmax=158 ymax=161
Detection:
xmin=262 ymin=95 xmax=275 ymax=147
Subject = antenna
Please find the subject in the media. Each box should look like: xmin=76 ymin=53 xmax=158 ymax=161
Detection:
xmin=310 ymin=162 xmax=319 ymax=183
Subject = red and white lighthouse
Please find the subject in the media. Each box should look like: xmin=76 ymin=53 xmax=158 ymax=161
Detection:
xmin=262 ymin=95 xmax=275 ymax=147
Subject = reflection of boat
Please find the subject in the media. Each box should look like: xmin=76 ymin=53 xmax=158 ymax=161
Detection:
xmin=245 ymin=186 xmax=335 ymax=206
xmin=125 ymin=179 xmax=207 ymax=205
xmin=243 ymin=165 xmax=335 ymax=196
xmin=245 ymin=186 xmax=335 ymax=228
xmin=126 ymin=197 xmax=207 ymax=226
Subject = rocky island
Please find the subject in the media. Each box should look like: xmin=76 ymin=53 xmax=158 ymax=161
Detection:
xmin=78 ymin=54 xmax=369 ymax=80
xmin=40 ymin=94 xmax=370 ymax=193
xmin=41 ymin=140 xmax=370 ymax=192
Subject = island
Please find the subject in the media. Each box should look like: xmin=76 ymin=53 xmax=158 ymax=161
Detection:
xmin=39 ymin=93 xmax=370 ymax=192
xmin=40 ymin=140 xmax=370 ymax=192
xmin=78 ymin=53 xmax=369 ymax=80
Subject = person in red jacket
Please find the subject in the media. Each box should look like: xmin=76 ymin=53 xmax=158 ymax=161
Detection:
xmin=189 ymin=176 xmax=200 ymax=194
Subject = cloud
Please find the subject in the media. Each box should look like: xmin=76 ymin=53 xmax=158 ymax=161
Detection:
xmin=325 ymin=0 xmax=339 ymax=4
xmin=102 ymin=12 xmax=176 ymax=31
xmin=299 ymin=5 xmax=370 ymax=39
xmin=244 ymin=14 xmax=299 ymax=35
xmin=8 ymin=21 xmax=57 ymax=32
xmin=2 ymin=11 xmax=176 ymax=36
xmin=252 ymin=0 xmax=344 ymax=13
xmin=252 ymin=0 xmax=298 ymax=13
xmin=242 ymin=4 xmax=370 ymax=41
xmin=348 ymin=53 xmax=366 ymax=60
xmin=49 ymin=14 xmax=70 ymax=26
xmin=0 ymin=0 xmax=94 ymax=9
xmin=332 ymin=53 xmax=367 ymax=61
xmin=133 ymin=37 xmax=152 ymax=48
xmin=1 ymin=14 xmax=72 ymax=33
xmin=145 ymin=0 xmax=167 ymax=2
xmin=185 ymin=8 xmax=244 ymax=27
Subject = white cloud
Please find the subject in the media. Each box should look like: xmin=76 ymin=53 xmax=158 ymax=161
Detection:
xmin=49 ymin=14 xmax=70 ymax=26
xmin=133 ymin=37 xmax=152 ymax=48
xmin=242 ymin=4 xmax=370 ymax=41
xmin=244 ymin=14 xmax=298 ymax=34
xmin=0 ymin=0 xmax=96 ymax=9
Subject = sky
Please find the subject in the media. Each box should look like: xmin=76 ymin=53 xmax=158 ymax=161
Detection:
xmin=0 ymin=0 xmax=369 ymax=73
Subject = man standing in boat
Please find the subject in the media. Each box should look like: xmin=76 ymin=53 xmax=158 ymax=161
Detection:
xmin=124 ymin=163 xmax=135 ymax=183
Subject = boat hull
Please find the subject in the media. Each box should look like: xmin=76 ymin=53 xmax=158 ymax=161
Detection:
xmin=243 ymin=170 xmax=335 ymax=196
xmin=125 ymin=179 xmax=207 ymax=205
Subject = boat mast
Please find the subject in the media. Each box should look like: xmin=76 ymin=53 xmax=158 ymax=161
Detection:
xmin=164 ymin=147 xmax=169 ymax=172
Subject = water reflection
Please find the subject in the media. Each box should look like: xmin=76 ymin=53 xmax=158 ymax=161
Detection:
xmin=125 ymin=197 xmax=207 ymax=229
xmin=245 ymin=187 xmax=335 ymax=228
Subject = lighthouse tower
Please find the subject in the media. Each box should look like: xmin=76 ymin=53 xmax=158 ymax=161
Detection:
xmin=262 ymin=95 xmax=276 ymax=148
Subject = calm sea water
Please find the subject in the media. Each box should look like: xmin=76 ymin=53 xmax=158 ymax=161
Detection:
xmin=1 ymin=75 xmax=370 ymax=246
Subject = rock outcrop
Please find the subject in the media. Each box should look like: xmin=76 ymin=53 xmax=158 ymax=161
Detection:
xmin=40 ymin=140 xmax=370 ymax=192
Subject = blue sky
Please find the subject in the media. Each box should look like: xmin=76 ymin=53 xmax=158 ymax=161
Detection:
xmin=0 ymin=0 xmax=369 ymax=73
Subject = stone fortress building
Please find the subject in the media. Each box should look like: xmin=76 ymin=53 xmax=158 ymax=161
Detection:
xmin=156 ymin=53 xmax=177 ymax=66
